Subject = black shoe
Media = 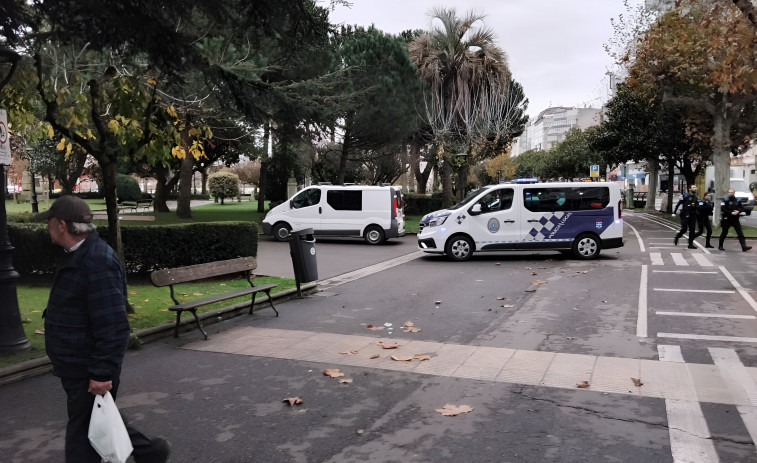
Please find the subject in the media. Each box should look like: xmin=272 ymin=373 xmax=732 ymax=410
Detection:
xmin=687 ymin=245 xmax=697 ymax=249
xmin=705 ymin=244 xmax=714 ymax=248
xmin=718 ymin=247 xmax=725 ymax=251
xmin=674 ymin=236 xmax=679 ymax=246
xmin=744 ymin=246 xmax=752 ymax=252
xmin=134 ymin=438 xmax=171 ymax=463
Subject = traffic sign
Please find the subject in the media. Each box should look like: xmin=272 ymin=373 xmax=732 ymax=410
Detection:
xmin=590 ymin=164 xmax=599 ymax=178
xmin=0 ymin=109 xmax=10 ymax=165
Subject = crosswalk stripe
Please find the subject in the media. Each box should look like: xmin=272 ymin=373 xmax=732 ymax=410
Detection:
xmin=656 ymin=311 xmax=756 ymax=320
xmin=659 ymin=345 xmax=719 ymax=463
xmin=650 ymin=252 xmax=664 ymax=265
xmin=709 ymin=348 xmax=757 ymax=454
xmin=691 ymin=254 xmax=714 ymax=267
xmin=671 ymin=253 xmax=688 ymax=266
xmin=659 ymin=333 xmax=757 ymax=343
xmin=654 ymin=288 xmax=734 ymax=294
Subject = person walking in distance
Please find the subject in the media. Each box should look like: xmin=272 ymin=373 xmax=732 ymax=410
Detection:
xmin=718 ymin=188 xmax=752 ymax=252
xmin=694 ymin=192 xmax=715 ymax=248
xmin=36 ymin=195 xmax=171 ymax=463
xmin=673 ymin=184 xmax=698 ymax=249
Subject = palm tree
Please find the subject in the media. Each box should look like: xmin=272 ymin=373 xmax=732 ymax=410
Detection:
xmin=408 ymin=7 xmax=516 ymax=204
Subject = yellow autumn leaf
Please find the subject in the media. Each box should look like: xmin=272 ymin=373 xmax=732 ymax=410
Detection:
xmin=147 ymin=77 xmax=157 ymax=86
xmin=46 ymin=124 xmax=54 ymax=138
xmin=65 ymin=144 xmax=72 ymax=156
xmin=108 ymin=119 xmax=120 ymax=133
xmin=56 ymin=138 xmax=67 ymax=151
xmin=188 ymin=127 xmax=201 ymax=138
xmin=167 ymin=105 xmax=177 ymax=119
xmin=171 ymin=146 xmax=186 ymax=159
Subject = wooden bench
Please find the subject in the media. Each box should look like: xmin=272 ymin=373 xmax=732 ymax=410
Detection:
xmin=135 ymin=198 xmax=153 ymax=211
xmin=150 ymin=257 xmax=278 ymax=340
xmin=238 ymin=193 xmax=253 ymax=202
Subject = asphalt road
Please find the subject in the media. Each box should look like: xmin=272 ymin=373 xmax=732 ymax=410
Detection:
xmin=2 ymin=213 xmax=756 ymax=462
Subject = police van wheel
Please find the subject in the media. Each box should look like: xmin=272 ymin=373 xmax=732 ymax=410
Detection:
xmin=446 ymin=235 xmax=474 ymax=261
xmin=364 ymin=225 xmax=385 ymax=245
xmin=572 ymin=233 xmax=601 ymax=260
xmin=272 ymin=223 xmax=291 ymax=242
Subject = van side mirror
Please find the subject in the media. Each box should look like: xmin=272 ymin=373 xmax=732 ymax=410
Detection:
xmin=289 ymin=200 xmax=294 ymax=209
xmin=471 ymin=204 xmax=482 ymax=215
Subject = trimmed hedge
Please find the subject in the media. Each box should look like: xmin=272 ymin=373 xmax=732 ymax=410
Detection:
xmin=8 ymin=221 xmax=258 ymax=275
xmin=403 ymin=193 xmax=444 ymax=215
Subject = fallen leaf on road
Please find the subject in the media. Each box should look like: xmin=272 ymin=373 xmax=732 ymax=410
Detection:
xmin=546 ymin=332 xmax=554 ymax=336
xmin=340 ymin=350 xmax=358 ymax=355
xmin=413 ymin=354 xmax=431 ymax=361
xmin=34 ymin=329 xmax=44 ymax=335
xmin=566 ymin=336 xmax=575 ymax=340
xmin=576 ymin=381 xmax=590 ymax=389
xmin=391 ymin=355 xmax=413 ymax=362
xmin=434 ymin=300 xmax=442 ymax=305
xmin=356 ymin=429 xmax=364 ymax=435
xmin=532 ymin=272 xmax=538 ymax=275
xmin=631 ymin=378 xmax=644 ymax=387
xmin=531 ymin=280 xmax=547 ymax=286
xmin=435 ymin=404 xmax=474 ymax=416
xmin=496 ymin=297 xmax=508 ymax=300
xmin=502 ymin=304 xmax=514 ymax=308
xmin=496 ymin=263 xmax=501 ymax=266
xmin=525 ymin=289 xmax=536 ymax=293
xmin=402 ymin=321 xmax=421 ymax=333
xmin=129 ymin=291 xmax=137 ymax=295
xmin=378 ymin=341 xmax=399 ymax=349
xmin=324 ymin=369 xmax=345 ymax=378
xmin=365 ymin=324 xmax=385 ymax=331
xmin=369 ymin=354 xmax=380 ymax=359
xmin=339 ymin=378 xmax=353 ymax=384
xmin=282 ymin=397 xmax=303 ymax=406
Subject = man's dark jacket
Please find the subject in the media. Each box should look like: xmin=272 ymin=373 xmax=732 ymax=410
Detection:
xmin=43 ymin=232 xmax=130 ymax=381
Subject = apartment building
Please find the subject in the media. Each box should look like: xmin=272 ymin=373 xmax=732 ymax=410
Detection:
xmin=512 ymin=106 xmax=602 ymax=154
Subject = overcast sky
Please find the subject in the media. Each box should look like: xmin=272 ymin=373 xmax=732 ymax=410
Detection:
xmin=326 ymin=0 xmax=642 ymax=118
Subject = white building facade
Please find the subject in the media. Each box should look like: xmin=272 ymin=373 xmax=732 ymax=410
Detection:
xmin=512 ymin=106 xmax=602 ymax=155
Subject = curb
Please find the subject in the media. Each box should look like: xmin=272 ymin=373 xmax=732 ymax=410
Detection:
xmin=0 ymin=282 xmax=318 ymax=386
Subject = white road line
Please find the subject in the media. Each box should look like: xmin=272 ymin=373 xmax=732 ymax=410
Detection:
xmin=636 ymin=213 xmax=681 ymax=231
xmin=658 ymin=333 xmax=757 ymax=343
xmin=719 ymin=266 xmax=757 ymax=314
xmin=317 ymin=251 xmax=425 ymax=289
xmin=658 ymin=344 xmax=685 ymax=362
xmin=651 ymin=252 xmax=664 ymax=266
xmin=637 ymin=265 xmax=648 ymax=338
xmin=653 ymin=270 xmax=718 ymax=274
xmin=659 ymin=345 xmax=719 ymax=463
xmin=653 ymin=288 xmax=735 ymax=294
xmin=626 ymin=222 xmax=645 ymax=252
xmin=691 ymin=254 xmax=714 ymax=267
xmin=656 ymin=311 xmax=756 ymax=320
xmin=649 ymin=246 xmax=678 ymax=249
xmin=671 ymin=253 xmax=689 ymax=266
xmin=737 ymin=407 xmax=757 ymax=457
xmin=708 ymin=348 xmax=757 ymax=406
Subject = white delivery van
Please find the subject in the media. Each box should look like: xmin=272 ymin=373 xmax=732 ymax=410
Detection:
xmin=262 ymin=185 xmax=405 ymax=244
xmin=417 ymin=182 xmax=624 ymax=261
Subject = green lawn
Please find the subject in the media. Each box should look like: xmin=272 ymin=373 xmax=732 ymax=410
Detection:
xmin=2 ymin=275 xmax=295 ymax=370
xmin=649 ymin=210 xmax=757 ymax=238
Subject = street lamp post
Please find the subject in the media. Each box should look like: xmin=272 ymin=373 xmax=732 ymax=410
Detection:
xmin=0 ymin=165 xmax=31 ymax=353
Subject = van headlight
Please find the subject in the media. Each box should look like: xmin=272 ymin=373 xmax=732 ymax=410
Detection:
xmin=428 ymin=215 xmax=448 ymax=227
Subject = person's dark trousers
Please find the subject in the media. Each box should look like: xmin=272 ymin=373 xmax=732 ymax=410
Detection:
xmin=694 ymin=216 xmax=713 ymax=246
xmin=675 ymin=215 xmax=697 ymax=245
xmin=719 ymin=218 xmax=748 ymax=249
xmin=60 ymin=376 xmax=157 ymax=463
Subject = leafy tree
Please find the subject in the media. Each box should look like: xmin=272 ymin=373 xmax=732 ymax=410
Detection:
xmin=513 ymin=150 xmax=548 ymax=179
xmin=408 ymin=8 xmax=525 ymax=205
xmin=114 ymin=174 xmax=141 ymax=202
xmin=627 ymin=0 xmax=757 ymax=221
xmin=207 ymin=172 xmax=239 ymax=204
xmin=485 ymin=150 xmax=516 ymax=182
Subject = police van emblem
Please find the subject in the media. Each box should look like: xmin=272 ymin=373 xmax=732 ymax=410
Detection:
xmin=487 ymin=218 xmax=499 ymax=233
xmin=596 ymin=219 xmax=603 ymax=230
xmin=457 ymin=214 xmax=466 ymax=225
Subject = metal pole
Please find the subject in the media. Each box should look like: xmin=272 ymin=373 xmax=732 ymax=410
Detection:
xmin=30 ymin=170 xmax=38 ymax=213
xmin=0 ymin=165 xmax=31 ymax=353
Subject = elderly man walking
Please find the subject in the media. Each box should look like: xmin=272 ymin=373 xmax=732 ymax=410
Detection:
xmin=36 ymin=195 xmax=171 ymax=463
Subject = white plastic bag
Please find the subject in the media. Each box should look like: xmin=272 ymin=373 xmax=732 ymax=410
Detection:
xmin=88 ymin=391 xmax=133 ymax=463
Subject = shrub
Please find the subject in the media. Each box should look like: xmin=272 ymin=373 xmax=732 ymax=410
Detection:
xmin=403 ymin=193 xmax=444 ymax=215
xmin=8 ymin=221 xmax=258 ymax=275
xmin=208 ymin=172 xmax=240 ymax=204
xmin=115 ymin=174 xmax=141 ymax=202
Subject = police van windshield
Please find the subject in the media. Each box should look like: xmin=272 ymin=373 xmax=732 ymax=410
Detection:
xmin=731 ymin=179 xmax=748 ymax=193
xmin=452 ymin=187 xmax=490 ymax=210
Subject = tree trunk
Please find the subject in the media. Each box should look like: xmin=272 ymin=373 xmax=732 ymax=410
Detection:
xmin=645 ymin=157 xmax=659 ymax=212
xmin=257 ymin=122 xmax=270 ymax=213
xmin=441 ymin=156 xmax=453 ymax=208
xmin=101 ymin=161 xmax=123 ymax=262
xmin=337 ymin=122 xmax=352 ymax=186
xmin=201 ymin=170 xmax=208 ymax=195
xmin=666 ymin=160 xmax=675 ymax=213
xmin=410 ymin=133 xmax=425 ymax=193
xmin=176 ymin=155 xmax=193 ymax=218
xmin=712 ymin=110 xmax=732 ymax=224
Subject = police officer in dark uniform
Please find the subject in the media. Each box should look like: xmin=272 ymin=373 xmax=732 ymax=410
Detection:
xmin=673 ymin=184 xmax=698 ymax=249
xmin=693 ymin=192 xmax=714 ymax=248
xmin=718 ymin=188 xmax=752 ymax=252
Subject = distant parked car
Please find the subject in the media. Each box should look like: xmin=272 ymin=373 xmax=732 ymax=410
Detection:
xmin=6 ymin=185 xmax=22 ymax=193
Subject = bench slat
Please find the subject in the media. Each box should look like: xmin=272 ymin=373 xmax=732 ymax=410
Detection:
xmin=169 ymin=284 xmax=277 ymax=310
xmin=151 ymin=257 xmax=257 ymax=287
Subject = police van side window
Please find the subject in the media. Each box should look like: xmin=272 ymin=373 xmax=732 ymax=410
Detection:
xmin=524 ymin=187 xmax=609 ymax=212
xmin=292 ymin=188 xmax=321 ymax=209
xmin=327 ymin=190 xmax=363 ymax=211
xmin=477 ymin=188 xmax=514 ymax=213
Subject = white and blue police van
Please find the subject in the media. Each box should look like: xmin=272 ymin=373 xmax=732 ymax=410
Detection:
xmin=417 ymin=182 xmax=624 ymax=261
